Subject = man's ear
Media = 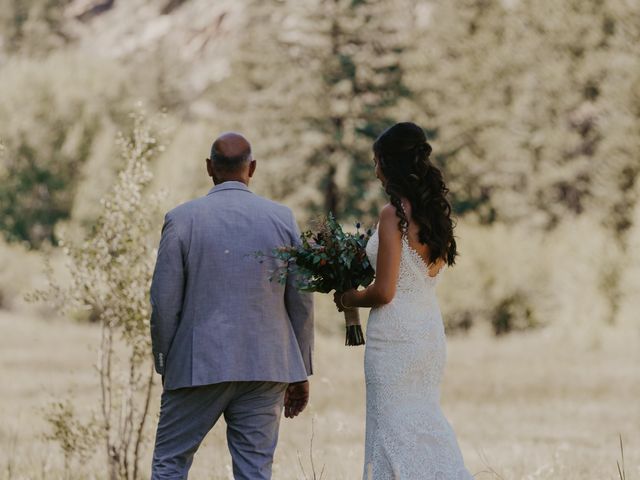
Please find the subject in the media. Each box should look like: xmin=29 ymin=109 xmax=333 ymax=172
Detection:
xmin=248 ymin=159 xmax=257 ymax=178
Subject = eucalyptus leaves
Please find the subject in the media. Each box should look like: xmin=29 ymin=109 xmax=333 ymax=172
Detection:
xmin=257 ymin=213 xmax=375 ymax=346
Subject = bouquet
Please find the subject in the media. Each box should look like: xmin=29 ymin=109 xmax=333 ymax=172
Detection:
xmin=256 ymin=213 xmax=375 ymax=346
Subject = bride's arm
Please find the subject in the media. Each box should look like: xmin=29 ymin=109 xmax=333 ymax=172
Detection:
xmin=341 ymin=204 xmax=401 ymax=308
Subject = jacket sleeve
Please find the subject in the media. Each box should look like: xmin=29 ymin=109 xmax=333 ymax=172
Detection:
xmin=149 ymin=212 xmax=185 ymax=375
xmin=284 ymin=208 xmax=315 ymax=376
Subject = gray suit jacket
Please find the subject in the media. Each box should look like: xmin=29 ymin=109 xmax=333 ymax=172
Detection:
xmin=150 ymin=181 xmax=314 ymax=390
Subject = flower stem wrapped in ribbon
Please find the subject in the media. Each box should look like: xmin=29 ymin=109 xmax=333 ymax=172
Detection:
xmin=256 ymin=213 xmax=375 ymax=346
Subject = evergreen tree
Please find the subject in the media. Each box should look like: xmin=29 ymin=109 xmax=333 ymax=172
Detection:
xmin=511 ymin=0 xmax=640 ymax=231
xmin=406 ymin=0 xmax=640 ymax=231
xmin=296 ymin=0 xmax=413 ymax=222
xmin=209 ymin=0 xmax=324 ymax=219
xmin=219 ymin=0 xmax=413 ymax=224
xmin=584 ymin=0 xmax=640 ymax=238
xmin=405 ymin=0 xmax=513 ymax=222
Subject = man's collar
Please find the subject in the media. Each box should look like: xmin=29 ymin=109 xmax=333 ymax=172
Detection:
xmin=207 ymin=180 xmax=253 ymax=196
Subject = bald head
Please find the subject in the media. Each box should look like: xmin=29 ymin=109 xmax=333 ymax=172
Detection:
xmin=210 ymin=132 xmax=252 ymax=171
xmin=206 ymin=132 xmax=256 ymax=185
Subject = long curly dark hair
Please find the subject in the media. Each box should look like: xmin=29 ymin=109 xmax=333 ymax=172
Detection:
xmin=373 ymin=122 xmax=457 ymax=266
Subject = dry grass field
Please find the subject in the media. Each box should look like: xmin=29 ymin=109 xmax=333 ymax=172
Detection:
xmin=1 ymin=302 xmax=639 ymax=480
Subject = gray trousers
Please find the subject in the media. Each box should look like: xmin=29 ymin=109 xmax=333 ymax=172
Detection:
xmin=151 ymin=381 xmax=287 ymax=480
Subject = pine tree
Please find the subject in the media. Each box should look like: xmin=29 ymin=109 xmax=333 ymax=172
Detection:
xmin=511 ymin=0 xmax=640 ymax=231
xmin=405 ymin=0 xmax=640 ymax=231
xmin=585 ymin=0 xmax=640 ymax=238
xmin=218 ymin=0 xmax=413 ymax=224
xmin=210 ymin=0 xmax=325 ymax=219
xmin=298 ymin=0 xmax=413 ymax=222
xmin=405 ymin=0 xmax=513 ymax=222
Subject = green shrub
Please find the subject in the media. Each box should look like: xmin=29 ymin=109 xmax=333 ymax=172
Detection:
xmin=491 ymin=290 xmax=538 ymax=336
xmin=0 ymin=52 xmax=130 ymax=248
xmin=0 ymin=235 xmax=43 ymax=310
xmin=438 ymin=217 xmax=624 ymax=335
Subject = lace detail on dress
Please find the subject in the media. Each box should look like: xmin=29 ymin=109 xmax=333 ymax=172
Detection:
xmin=366 ymin=223 xmax=445 ymax=303
xmin=362 ymin=226 xmax=473 ymax=480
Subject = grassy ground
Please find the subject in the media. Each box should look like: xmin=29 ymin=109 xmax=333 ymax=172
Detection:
xmin=1 ymin=304 xmax=639 ymax=479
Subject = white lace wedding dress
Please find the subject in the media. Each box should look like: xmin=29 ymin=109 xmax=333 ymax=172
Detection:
xmin=363 ymin=225 xmax=473 ymax=480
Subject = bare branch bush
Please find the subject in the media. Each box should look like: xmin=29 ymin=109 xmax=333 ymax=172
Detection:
xmin=297 ymin=418 xmax=326 ymax=480
xmin=42 ymin=399 xmax=102 ymax=478
xmin=28 ymin=105 xmax=166 ymax=480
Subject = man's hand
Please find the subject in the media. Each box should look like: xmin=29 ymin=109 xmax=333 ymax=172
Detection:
xmin=284 ymin=380 xmax=309 ymax=418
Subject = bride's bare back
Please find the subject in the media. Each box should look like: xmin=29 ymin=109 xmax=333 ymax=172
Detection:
xmin=398 ymin=198 xmax=447 ymax=278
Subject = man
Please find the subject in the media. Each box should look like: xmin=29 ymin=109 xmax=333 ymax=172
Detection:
xmin=149 ymin=132 xmax=314 ymax=479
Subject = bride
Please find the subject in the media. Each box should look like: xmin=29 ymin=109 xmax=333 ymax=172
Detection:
xmin=334 ymin=122 xmax=474 ymax=479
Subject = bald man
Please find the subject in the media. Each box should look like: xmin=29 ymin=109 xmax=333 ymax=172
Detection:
xmin=149 ymin=133 xmax=314 ymax=479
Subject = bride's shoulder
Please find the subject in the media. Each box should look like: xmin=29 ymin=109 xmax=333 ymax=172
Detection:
xmin=377 ymin=204 xmax=404 ymax=237
xmin=379 ymin=203 xmax=398 ymax=219
xmin=378 ymin=201 xmax=410 ymax=224
xmin=378 ymin=203 xmax=397 ymax=226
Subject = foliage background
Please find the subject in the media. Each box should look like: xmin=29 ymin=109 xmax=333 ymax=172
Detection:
xmin=1 ymin=0 xmax=639 ymax=330
xmin=0 ymin=0 xmax=639 ymax=478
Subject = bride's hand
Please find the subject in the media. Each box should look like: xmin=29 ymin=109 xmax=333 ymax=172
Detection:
xmin=333 ymin=289 xmax=357 ymax=312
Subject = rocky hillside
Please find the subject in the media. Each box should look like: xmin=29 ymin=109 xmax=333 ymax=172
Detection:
xmin=68 ymin=0 xmax=242 ymax=102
